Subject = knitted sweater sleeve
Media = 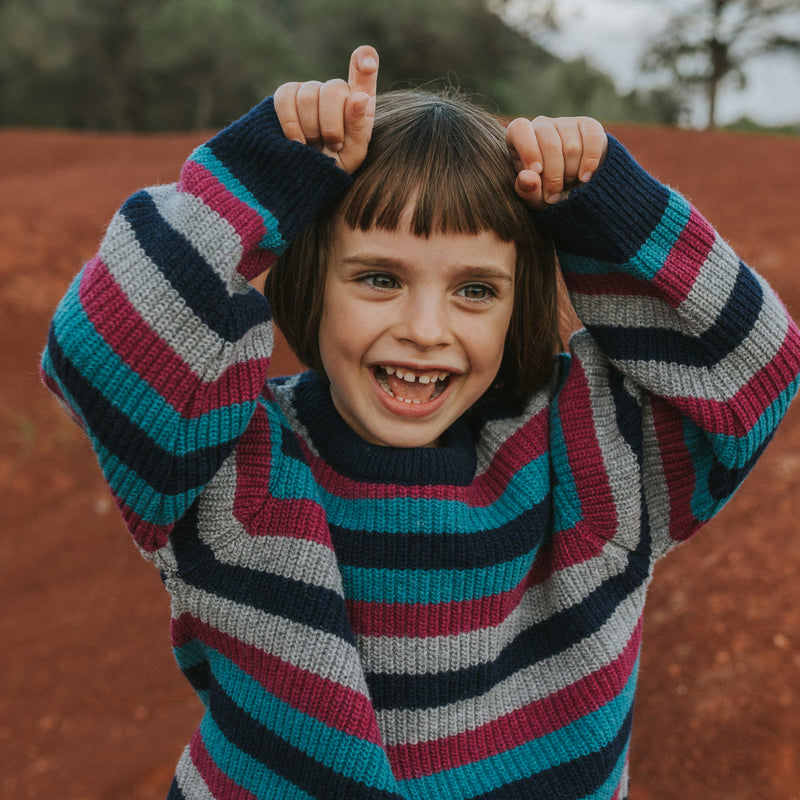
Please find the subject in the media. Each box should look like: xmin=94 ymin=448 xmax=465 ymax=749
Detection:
xmin=40 ymin=97 xmax=352 ymax=561
xmin=536 ymin=136 xmax=800 ymax=558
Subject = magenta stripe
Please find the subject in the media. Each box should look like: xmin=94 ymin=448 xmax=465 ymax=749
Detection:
xmin=189 ymin=728 xmax=260 ymax=799
xmin=233 ymin=406 xmax=339 ymax=548
xmin=387 ymin=619 xmax=643 ymax=778
xmin=650 ymin=399 xmax=700 ymax=543
xmin=300 ymin=408 xmax=550 ymax=506
xmin=79 ymin=256 xmax=269 ymax=417
xmin=173 ymin=613 xmax=383 ymax=744
xmin=653 ymin=207 xmax=715 ymax=306
xmin=178 ymin=159 xmax=271 ymax=257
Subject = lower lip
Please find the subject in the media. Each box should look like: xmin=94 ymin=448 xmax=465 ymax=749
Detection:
xmin=369 ymin=369 xmax=454 ymax=419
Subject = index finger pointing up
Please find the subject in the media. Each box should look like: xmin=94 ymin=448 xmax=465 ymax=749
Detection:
xmin=348 ymin=45 xmax=379 ymax=98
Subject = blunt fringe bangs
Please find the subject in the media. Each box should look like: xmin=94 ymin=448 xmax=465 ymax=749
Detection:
xmin=266 ymin=89 xmax=562 ymax=405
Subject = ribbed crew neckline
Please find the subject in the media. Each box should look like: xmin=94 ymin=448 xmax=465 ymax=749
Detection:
xmin=292 ymin=371 xmax=478 ymax=486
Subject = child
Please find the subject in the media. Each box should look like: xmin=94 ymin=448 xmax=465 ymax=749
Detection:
xmin=41 ymin=45 xmax=800 ymax=800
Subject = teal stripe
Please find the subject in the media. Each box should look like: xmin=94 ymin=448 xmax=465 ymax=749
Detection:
xmin=206 ymin=648 xmax=399 ymax=793
xmin=96 ymin=441 xmax=204 ymax=523
xmin=276 ymin=454 xmax=550 ymax=535
xmin=340 ymin=546 xmax=538 ymax=603
xmin=709 ymin=373 xmax=800 ymax=468
xmin=200 ymin=713 xmax=316 ymax=800
xmin=44 ymin=348 xmax=211 ymax=525
xmin=549 ymin=399 xmax=583 ymax=533
xmin=560 ymin=190 xmax=690 ymax=279
xmin=53 ymin=274 xmax=256 ymax=456
xmin=190 ymin=145 xmax=287 ymax=253
xmin=398 ymin=660 xmax=638 ymax=800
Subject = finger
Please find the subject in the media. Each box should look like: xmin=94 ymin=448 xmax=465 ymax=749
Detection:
xmin=505 ymin=117 xmax=543 ymax=174
xmin=513 ymin=170 xmax=545 ymax=208
xmin=531 ymin=116 xmax=566 ymax=204
xmin=552 ymin=117 xmax=584 ymax=187
xmin=274 ymin=82 xmax=305 ymax=144
xmin=576 ymin=117 xmax=608 ymax=182
xmin=295 ymin=81 xmax=324 ymax=147
xmin=318 ymin=78 xmax=349 ymax=152
xmin=348 ymin=45 xmax=379 ymax=99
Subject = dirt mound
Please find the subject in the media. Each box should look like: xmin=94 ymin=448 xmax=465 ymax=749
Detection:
xmin=2 ymin=123 xmax=799 ymax=799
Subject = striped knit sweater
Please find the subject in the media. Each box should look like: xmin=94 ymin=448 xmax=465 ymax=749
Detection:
xmin=41 ymin=97 xmax=800 ymax=800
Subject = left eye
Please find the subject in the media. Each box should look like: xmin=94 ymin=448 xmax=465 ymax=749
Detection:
xmin=458 ymin=284 xmax=495 ymax=301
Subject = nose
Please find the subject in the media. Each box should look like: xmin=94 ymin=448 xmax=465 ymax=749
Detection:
xmin=395 ymin=291 xmax=452 ymax=349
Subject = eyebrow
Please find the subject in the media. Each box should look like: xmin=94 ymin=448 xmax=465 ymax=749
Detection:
xmin=340 ymin=254 xmax=514 ymax=284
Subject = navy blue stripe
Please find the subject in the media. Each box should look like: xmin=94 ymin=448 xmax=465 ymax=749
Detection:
xmin=47 ymin=329 xmax=236 ymax=495
xmin=171 ymin=506 xmax=356 ymax=643
xmin=206 ymin=672 xmax=404 ymax=800
xmin=534 ymin=135 xmax=671 ymax=263
xmin=366 ymin=549 xmax=649 ymax=711
xmin=205 ymin=97 xmax=353 ymax=246
xmin=330 ymin=501 xmax=549 ymax=570
xmin=586 ymin=261 xmax=763 ymax=366
xmin=609 ymin=368 xmax=644 ymax=467
xmin=484 ymin=707 xmax=633 ymax=800
xmin=708 ymin=435 xmax=771 ymax=502
xmin=119 ymin=192 xmax=270 ymax=343
xmin=165 ymin=778 xmax=185 ymax=799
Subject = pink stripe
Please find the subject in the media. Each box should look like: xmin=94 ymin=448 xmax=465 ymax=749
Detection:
xmin=119 ymin=502 xmax=174 ymax=553
xmin=172 ymin=613 xmax=383 ymax=744
xmin=650 ymin=398 xmax=699 ymax=542
xmin=670 ymin=330 xmax=800 ymax=437
xmin=189 ymin=729 xmax=260 ymax=799
xmin=388 ymin=619 xmax=643 ymax=778
xmin=652 ymin=207 xmax=715 ymax=307
xmin=558 ymin=358 xmax=618 ymax=531
xmin=179 ymin=159 xmax=271 ymax=260
xmin=232 ymin=405 xmax=337 ymax=547
xmin=301 ymin=407 xmax=550 ymax=506
xmin=346 ymin=528 xmax=606 ymax=638
xmin=79 ymin=256 xmax=269 ymax=417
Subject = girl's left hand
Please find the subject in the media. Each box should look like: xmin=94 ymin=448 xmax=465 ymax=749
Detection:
xmin=505 ymin=116 xmax=608 ymax=209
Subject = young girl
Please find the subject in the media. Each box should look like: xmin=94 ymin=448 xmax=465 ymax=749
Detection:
xmin=41 ymin=45 xmax=800 ymax=800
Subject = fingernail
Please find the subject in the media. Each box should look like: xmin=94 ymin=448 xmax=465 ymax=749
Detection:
xmin=580 ymin=171 xmax=593 ymax=183
xmin=531 ymin=162 xmax=543 ymax=173
xmin=361 ymin=56 xmax=378 ymax=70
xmin=546 ymin=192 xmax=563 ymax=204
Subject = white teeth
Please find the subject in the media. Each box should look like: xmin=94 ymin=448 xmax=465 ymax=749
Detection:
xmin=380 ymin=366 xmax=450 ymax=383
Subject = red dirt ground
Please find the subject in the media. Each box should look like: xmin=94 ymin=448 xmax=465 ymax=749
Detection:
xmin=2 ymin=123 xmax=799 ymax=800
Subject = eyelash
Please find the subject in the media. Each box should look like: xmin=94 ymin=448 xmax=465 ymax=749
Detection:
xmin=360 ymin=274 xmax=499 ymax=303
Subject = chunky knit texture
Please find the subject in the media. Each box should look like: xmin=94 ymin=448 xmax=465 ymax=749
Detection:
xmin=42 ymin=97 xmax=800 ymax=800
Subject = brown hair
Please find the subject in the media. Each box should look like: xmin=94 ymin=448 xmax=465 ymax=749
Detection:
xmin=265 ymin=89 xmax=561 ymax=403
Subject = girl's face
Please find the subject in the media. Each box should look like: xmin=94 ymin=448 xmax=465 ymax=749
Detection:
xmin=319 ymin=212 xmax=517 ymax=448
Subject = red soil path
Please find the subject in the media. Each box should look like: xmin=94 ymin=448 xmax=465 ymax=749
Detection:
xmin=2 ymin=123 xmax=799 ymax=799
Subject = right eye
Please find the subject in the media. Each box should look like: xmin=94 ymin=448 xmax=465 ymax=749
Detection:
xmin=362 ymin=273 xmax=399 ymax=290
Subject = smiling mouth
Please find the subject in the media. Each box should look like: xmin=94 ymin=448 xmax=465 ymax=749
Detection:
xmin=373 ymin=365 xmax=451 ymax=404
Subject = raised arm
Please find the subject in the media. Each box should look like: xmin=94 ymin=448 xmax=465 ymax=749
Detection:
xmin=510 ymin=122 xmax=800 ymax=554
xmin=40 ymin=50 xmax=375 ymax=557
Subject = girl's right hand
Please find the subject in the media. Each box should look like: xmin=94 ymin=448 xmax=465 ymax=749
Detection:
xmin=274 ymin=45 xmax=379 ymax=175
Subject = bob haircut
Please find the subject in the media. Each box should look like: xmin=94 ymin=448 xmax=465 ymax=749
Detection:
xmin=266 ymin=89 xmax=561 ymax=404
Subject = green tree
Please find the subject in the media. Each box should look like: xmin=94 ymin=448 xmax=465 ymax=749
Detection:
xmin=643 ymin=0 xmax=800 ymax=129
xmin=0 ymin=0 xmax=680 ymax=130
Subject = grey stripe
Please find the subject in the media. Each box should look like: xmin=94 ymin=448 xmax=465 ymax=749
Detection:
xmin=99 ymin=205 xmax=271 ymax=382
xmin=377 ymin=580 xmax=647 ymax=746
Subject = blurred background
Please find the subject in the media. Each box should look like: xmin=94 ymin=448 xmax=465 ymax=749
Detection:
xmin=1 ymin=0 xmax=799 ymax=132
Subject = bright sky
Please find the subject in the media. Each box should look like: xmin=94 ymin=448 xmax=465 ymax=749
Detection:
xmin=504 ymin=0 xmax=800 ymax=126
